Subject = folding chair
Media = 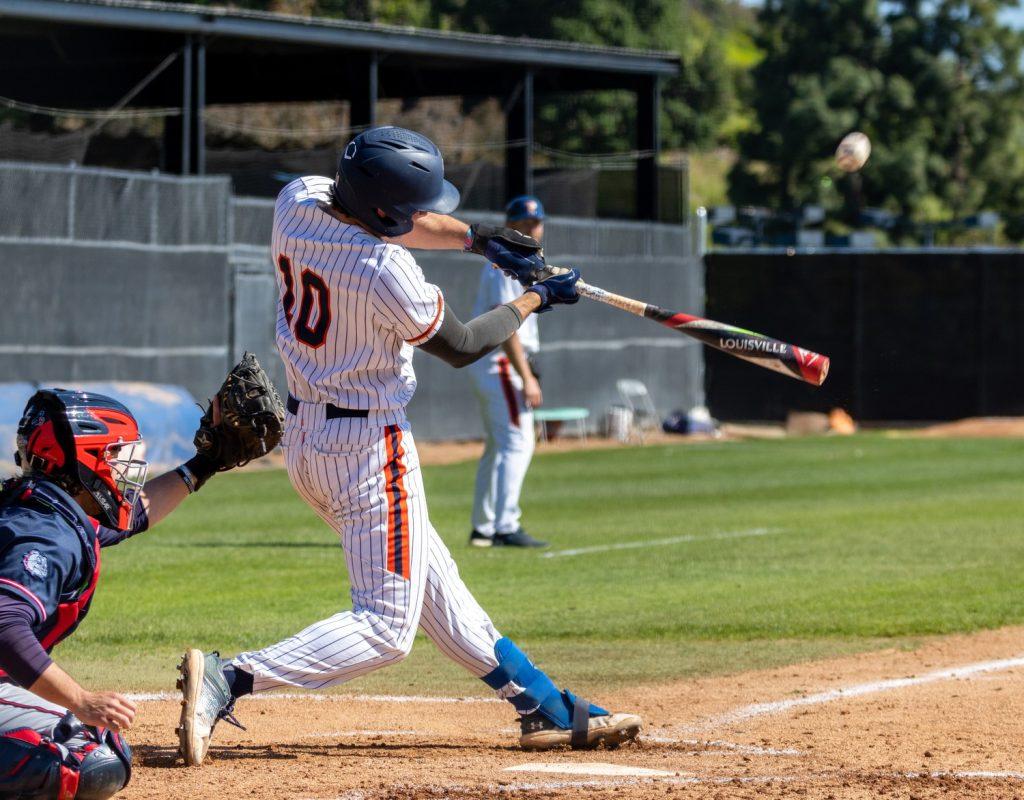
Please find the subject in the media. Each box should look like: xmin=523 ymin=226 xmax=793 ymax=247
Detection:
xmin=616 ymin=379 xmax=657 ymax=443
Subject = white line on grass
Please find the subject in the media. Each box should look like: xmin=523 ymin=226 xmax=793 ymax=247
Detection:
xmin=541 ymin=527 xmax=777 ymax=559
xmin=695 ymin=654 xmax=1024 ymax=730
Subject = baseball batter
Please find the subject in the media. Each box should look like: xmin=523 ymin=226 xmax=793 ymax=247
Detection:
xmin=469 ymin=195 xmax=546 ymax=548
xmin=178 ymin=126 xmax=641 ymax=763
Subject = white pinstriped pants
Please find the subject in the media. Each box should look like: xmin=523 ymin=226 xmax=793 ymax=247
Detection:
xmin=232 ymin=412 xmax=503 ymax=691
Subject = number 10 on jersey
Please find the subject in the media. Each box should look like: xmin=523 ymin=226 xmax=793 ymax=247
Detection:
xmin=277 ymin=255 xmax=331 ymax=348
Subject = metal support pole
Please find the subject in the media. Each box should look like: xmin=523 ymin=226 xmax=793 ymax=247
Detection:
xmin=505 ymin=70 xmax=534 ymax=199
xmin=181 ymin=35 xmax=193 ymax=175
xmin=350 ymin=51 xmax=378 ymax=130
xmin=636 ymin=75 xmax=660 ymax=220
xmin=194 ymin=37 xmax=206 ymax=174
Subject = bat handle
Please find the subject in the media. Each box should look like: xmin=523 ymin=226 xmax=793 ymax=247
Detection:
xmin=538 ymin=265 xmax=646 ymax=317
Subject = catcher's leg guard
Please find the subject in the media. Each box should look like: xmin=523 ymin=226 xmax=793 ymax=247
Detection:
xmin=481 ymin=638 xmax=608 ymax=727
xmin=74 ymin=734 xmax=130 ymax=800
xmin=70 ymin=729 xmax=131 ymax=800
xmin=48 ymin=713 xmax=132 ymax=800
xmin=0 ymin=727 xmax=80 ymax=800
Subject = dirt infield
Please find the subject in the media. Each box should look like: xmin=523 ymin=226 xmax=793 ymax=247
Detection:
xmin=121 ymin=627 xmax=1024 ymax=799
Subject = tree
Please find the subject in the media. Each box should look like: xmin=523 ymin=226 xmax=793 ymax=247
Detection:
xmin=730 ymin=0 xmax=1024 ymax=237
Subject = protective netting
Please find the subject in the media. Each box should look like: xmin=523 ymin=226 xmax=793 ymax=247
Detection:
xmin=0 ymin=161 xmax=230 ymax=245
xmin=1 ymin=95 xmax=687 ymax=220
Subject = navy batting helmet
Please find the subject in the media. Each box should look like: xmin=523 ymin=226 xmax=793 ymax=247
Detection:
xmin=333 ymin=126 xmax=460 ymax=237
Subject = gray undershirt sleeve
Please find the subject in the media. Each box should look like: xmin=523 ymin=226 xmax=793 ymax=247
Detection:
xmin=417 ymin=303 xmax=523 ymax=368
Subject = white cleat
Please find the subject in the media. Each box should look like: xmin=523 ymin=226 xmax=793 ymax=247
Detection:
xmin=176 ymin=649 xmax=244 ymax=766
xmin=519 ymin=710 xmax=643 ymax=751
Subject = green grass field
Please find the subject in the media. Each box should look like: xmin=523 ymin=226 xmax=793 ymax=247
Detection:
xmin=61 ymin=435 xmax=1024 ymax=694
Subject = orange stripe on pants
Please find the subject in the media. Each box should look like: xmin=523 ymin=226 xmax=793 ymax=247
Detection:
xmin=384 ymin=425 xmax=410 ymax=579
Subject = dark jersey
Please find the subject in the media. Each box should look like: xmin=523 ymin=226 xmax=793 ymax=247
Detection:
xmin=0 ymin=478 xmax=148 ymax=683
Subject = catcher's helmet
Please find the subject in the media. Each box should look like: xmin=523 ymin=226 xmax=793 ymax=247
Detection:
xmin=15 ymin=389 xmax=149 ymax=531
xmin=333 ymin=126 xmax=460 ymax=237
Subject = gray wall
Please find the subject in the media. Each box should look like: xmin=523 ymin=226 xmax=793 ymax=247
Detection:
xmin=0 ymin=162 xmax=232 ymax=395
xmin=0 ymin=162 xmax=704 ymax=441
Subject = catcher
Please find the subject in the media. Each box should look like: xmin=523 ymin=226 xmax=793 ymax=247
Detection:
xmin=0 ymin=355 xmax=282 ymax=799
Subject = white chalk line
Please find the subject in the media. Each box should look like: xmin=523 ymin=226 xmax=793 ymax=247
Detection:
xmin=300 ymin=729 xmax=422 ymax=739
xmin=126 ymin=691 xmax=499 ymax=704
xmin=541 ymin=527 xmax=778 ymax=558
xmin=693 ymin=654 xmax=1024 ymax=731
xmin=494 ymin=771 xmax=1024 ymax=793
xmin=645 ymin=736 xmax=803 ymax=756
xmin=298 ymin=772 xmax=1024 ymax=799
xmin=505 ymin=762 xmax=677 ymax=777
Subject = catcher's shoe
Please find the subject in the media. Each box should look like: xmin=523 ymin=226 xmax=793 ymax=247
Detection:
xmin=176 ymin=649 xmax=245 ymax=766
xmin=519 ymin=697 xmax=642 ymax=750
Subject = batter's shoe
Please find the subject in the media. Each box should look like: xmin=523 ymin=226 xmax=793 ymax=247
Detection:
xmin=176 ymin=649 xmax=245 ymax=766
xmin=519 ymin=696 xmax=642 ymax=750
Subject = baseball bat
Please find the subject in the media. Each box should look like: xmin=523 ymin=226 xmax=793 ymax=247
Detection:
xmin=542 ymin=265 xmax=830 ymax=386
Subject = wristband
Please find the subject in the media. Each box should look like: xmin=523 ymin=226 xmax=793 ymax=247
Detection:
xmin=177 ymin=453 xmax=218 ymax=494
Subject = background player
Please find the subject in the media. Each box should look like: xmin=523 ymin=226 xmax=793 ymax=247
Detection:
xmin=469 ymin=195 xmax=546 ymax=548
xmin=177 ymin=125 xmax=641 ymax=765
xmin=0 ymin=384 xmax=257 ymax=800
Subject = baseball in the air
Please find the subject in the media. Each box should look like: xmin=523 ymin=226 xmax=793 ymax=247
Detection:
xmin=835 ymin=132 xmax=871 ymax=172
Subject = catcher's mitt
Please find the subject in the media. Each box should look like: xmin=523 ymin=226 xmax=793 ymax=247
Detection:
xmin=195 ymin=352 xmax=285 ymax=470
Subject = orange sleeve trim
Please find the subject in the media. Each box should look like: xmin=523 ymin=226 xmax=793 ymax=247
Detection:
xmin=406 ymin=293 xmax=445 ymax=345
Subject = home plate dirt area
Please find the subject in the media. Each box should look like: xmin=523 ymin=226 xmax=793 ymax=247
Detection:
xmin=123 ymin=628 xmax=1024 ymax=800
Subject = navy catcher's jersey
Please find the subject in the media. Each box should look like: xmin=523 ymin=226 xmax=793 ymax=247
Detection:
xmin=0 ymin=480 xmax=104 ymax=662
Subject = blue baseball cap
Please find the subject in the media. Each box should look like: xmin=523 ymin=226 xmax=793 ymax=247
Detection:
xmin=505 ymin=195 xmax=545 ymax=222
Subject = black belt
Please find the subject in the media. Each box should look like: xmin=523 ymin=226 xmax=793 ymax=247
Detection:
xmin=287 ymin=394 xmax=369 ymax=419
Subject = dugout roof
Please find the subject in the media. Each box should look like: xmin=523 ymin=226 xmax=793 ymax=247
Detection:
xmin=0 ymin=0 xmax=678 ymax=217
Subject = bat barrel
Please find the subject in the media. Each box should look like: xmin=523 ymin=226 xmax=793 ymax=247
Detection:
xmin=651 ymin=307 xmax=830 ymax=387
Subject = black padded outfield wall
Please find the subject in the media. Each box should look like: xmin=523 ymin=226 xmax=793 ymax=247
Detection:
xmin=704 ymin=251 xmax=1024 ymax=421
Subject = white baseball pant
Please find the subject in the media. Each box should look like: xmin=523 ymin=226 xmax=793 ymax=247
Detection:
xmin=231 ymin=408 xmax=503 ymax=690
xmin=470 ymin=356 xmax=535 ymax=536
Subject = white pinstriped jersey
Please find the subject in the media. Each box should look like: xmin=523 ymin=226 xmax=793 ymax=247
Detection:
xmin=271 ymin=177 xmax=445 ymax=421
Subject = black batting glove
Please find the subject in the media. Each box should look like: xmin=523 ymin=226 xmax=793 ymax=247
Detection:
xmin=465 ymin=223 xmax=545 ymax=287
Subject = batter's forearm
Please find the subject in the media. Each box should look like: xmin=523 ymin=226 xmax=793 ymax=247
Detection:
xmin=419 ymin=295 xmax=541 ymax=368
xmin=387 ymin=213 xmax=469 ymax=251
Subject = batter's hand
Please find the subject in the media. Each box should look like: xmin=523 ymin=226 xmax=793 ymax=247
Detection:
xmin=72 ymin=691 xmax=137 ymax=731
xmin=526 ymin=268 xmax=581 ymax=313
xmin=465 ymin=223 xmax=544 ymax=286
